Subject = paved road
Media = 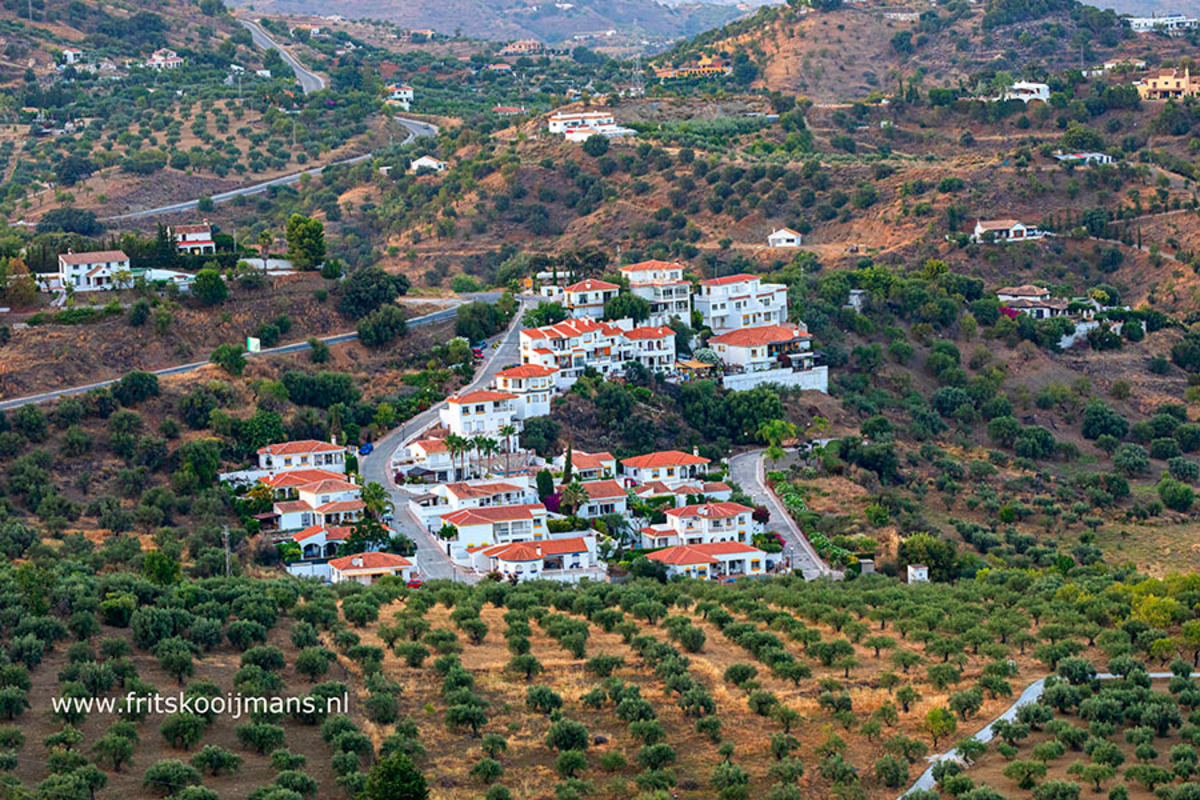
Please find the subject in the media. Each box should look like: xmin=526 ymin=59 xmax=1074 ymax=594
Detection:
xmin=237 ymin=17 xmax=326 ymax=94
xmin=360 ymin=297 xmax=528 ymax=582
xmin=728 ymin=449 xmax=828 ymax=580
xmin=0 ymin=300 xmax=478 ymax=412
xmin=901 ymin=672 xmax=1178 ymax=797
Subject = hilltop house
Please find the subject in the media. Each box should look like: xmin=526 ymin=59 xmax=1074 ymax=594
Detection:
xmin=439 ymin=503 xmax=549 ymax=549
xmin=707 ymin=323 xmax=828 ymax=393
xmin=172 ymin=223 xmax=216 ymax=255
xmin=330 ymin=552 xmax=417 ymax=585
xmin=547 ymin=109 xmax=615 ymax=134
xmin=500 ymin=39 xmax=544 ymax=55
xmin=460 ymin=536 xmax=603 ymax=583
xmin=1136 ymin=68 xmax=1200 ymax=100
xmin=410 ymin=155 xmax=447 ymax=173
xmin=62 ymin=48 xmax=85 ymax=65
xmin=562 ymin=278 xmax=619 ymax=318
xmin=644 ymin=541 xmax=767 ymax=580
xmin=145 ymin=49 xmax=183 ymax=70
xmin=492 ymin=105 xmax=529 ymax=116
xmin=55 ymin=250 xmax=131 ymax=292
xmin=554 ymin=449 xmax=616 ymax=481
xmin=494 ymin=365 xmax=559 ymax=420
xmin=387 ymin=83 xmax=413 ymax=109
xmin=258 ymin=440 xmax=347 ymax=474
xmin=767 ymin=228 xmax=803 ymax=248
xmin=1001 ymin=81 xmax=1050 ymax=103
xmin=439 ymin=390 xmax=519 ymax=437
xmin=620 ymin=260 xmax=692 ymax=327
xmin=621 ymin=449 xmax=710 ymax=487
xmin=638 ymin=501 xmax=758 ymax=548
xmin=694 ymin=273 xmax=788 ymax=333
xmin=1129 ymin=13 xmax=1197 ymax=34
xmin=272 ymin=477 xmax=364 ymax=531
xmin=969 ymin=219 xmax=1046 ymax=244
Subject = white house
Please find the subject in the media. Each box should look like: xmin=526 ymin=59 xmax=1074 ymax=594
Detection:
xmin=906 ymin=564 xmax=930 ymax=583
xmin=387 ymin=83 xmax=414 ymax=109
xmin=708 ymin=323 xmax=828 ymax=393
xmin=410 ymin=155 xmax=447 ymax=173
xmin=409 ymin=478 xmax=536 ymax=530
xmin=273 ymin=477 xmax=364 ymax=531
xmin=555 ymin=450 xmax=616 ymax=481
xmin=259 ymin=468 xmax=346 ymax=499
xmin=694 ymin=273 xmax=788 ymax=333
xmin=494 ymin=364 xmax=559 ymax=420
xmin=172 ymin=223 xmax=216 ymax=255
xmin=145 ymin=49 xmax=184 ymax=70
xmin=461 ymin=536 xmax=603 ymax=583
xmin=257 ymin=440 xmax=346 ymax=473
xmin=397 ymin=437 xmax=456 ymax=483
xmin=641 ymin=501 xmax=758 ymax=549
xmin=62 ymin=48 xmax=85 ymax=65
xmin=1001 ymin=81 xmax=1050 ymax=103
xmin=562 ymin=278 xmax=620 ymax=318
xmin=290 ymin=524 xmax=360 ymax=559
xmin=547 ymin=109 xmax=615 ymax=134
xmin=520 ymin=318 xmax=629 ymax=387
xmin=969 ymin=219 xmax=1046 ymax=244
xmin=621 ymin=449 xmax=710 ymax=487
xmin=633 ymin=480 xmax=733 ymax=508
xmin=1129 ymin=13 xmax=1197 ymax=34
xmin=558 ymin=479 xmax=628 ymax=519
xmin=767 ymin=228 xmax=803 ymax=248
xmin=645 ymin=541 xmax=767 ymax=580
xmin=440 ymin=503 xmax=549 ymax=549
xmin=995 ymin=284 xmax=1051 ymax=303
xmin=622 ymin=325 xmax=677 ymax=372
xmin=329 ymin=552 xmax=417 ymax=585
xmin=56 ymin=250 xmax=131 ymax=292
xmin=1053 ymin=151 xmax=1113 ymax=165
xmin=620 ymin=260 xmax=691 ymax=327
xmin=440 ymin=390 xmax=519 ymax=437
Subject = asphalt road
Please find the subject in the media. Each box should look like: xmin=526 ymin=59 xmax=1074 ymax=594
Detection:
xmin=0 ymin=300 xmax=478 ymax=412
xmin=360 ymin=297 xmax=528 ymax=582
xmin=728 ymin=449 xmax=829 ymax=580
xmin=237 ymin=17 xmax=326 ymax=94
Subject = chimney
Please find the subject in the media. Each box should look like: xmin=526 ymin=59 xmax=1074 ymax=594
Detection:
xmin=331 ymin=434 xmax=338 ymax=446
xmin=692 ymin=446 xmax=699 ymax=457
xmin=352 ymin=557 xmax=363 ymax=567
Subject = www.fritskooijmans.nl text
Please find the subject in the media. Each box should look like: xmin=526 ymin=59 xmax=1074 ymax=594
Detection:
xmin=50 ymin=692 xmax=349 ymax=720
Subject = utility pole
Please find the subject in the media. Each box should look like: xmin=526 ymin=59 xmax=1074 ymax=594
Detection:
xmin=222 ymin=526 xmax=232 ymax=578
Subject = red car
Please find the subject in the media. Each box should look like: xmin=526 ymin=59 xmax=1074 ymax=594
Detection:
xmin=406 ymin=579 xmax=423 ymax=589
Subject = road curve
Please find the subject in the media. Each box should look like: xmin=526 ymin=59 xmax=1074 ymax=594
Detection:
xmin=0 ymin=302 xmax=464 ymax=412
xmin=900 ymin=672 xmax=1179 ymax=797
xmin=728 ymin=448 xmax=829 ymax=580
xmin=237 ymin=17 xmax=325 ymax=94
xmin=360 ymin=296 xmax=528 ymax=583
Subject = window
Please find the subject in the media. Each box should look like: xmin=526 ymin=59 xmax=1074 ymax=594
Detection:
xmin=750 ymin=559 xmax=761 ymax=570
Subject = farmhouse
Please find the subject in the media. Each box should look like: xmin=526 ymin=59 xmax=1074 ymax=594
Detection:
xmin=55 ymin=250 xmax=131 ymax=291
xmin=969 ymin=219 xmax=1046 ymax=244
xmin=1001 ymin=81 xmax=1050 ymax=103
xmin=1136 ymin=68 xmax=1200 ymax=100
xmin=145 ymin=49 xmax=184 ymax=69
xmin=767 ymin=227 xmax=803 ymax=248
xmin=645 ymin=541 xmax=767 ymax=580
xmin=172 ymin=223 xmax=216 ymax=255
xmin=329 ymin=552 xmax=417 ymax=585
xmin=547 ymin=109 xmax=615 ymax=134
xmin=410 ymin=155 xmax=447 ymax=173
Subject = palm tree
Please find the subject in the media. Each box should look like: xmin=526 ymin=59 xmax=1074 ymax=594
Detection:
xmin=361 ymin=481 xmax=395 ymax=520
xmin=478 ymin=437 xmax=499 ymax=476
xmin=471 ymin=435 xmax=490 ymax=479
xmin=444 ymin=434 xmax=470 ymax=481
xmin=758 ymin=418 xmax=798 ymax=464
xmin=560 ymin=481 xmax=589 ymax=517
xmin=499 ymin=424 xmax=517 ymax=476
xmin=258 ymin=230 xmax=272 ymax=273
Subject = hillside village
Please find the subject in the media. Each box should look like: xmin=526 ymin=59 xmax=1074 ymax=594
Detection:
xmin=8 ymin=0 xmax=1200 ymax=799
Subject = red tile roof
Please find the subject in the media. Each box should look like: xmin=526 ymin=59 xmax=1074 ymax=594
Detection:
xmin=665 ymin=501 xmax=753 ymax=520
xmin=411 ymin=438 xmax=448 ymax=453
xmin=258 ymin=440 xmax=344 ymax=456
xmin=481 ymin=536 xmax=590 ymax=561
xmin=569 ymin=450 xmax=614 ymax=470
xmin=446 ymin=390 xmax=518 ymax=404
xmin=622 ymin=450 xmax=710 ymax=470
xmin=564 ymin=278 xmax=619 ymax=293
xmin=297 ymin=479 xmax=360 ymax=495
xmin=709 ymin=324 xmax=810 ymax=348
xmin=557 ymin=479 xmax=625 ymax=500
xmin=521 ymin=318 xmax=623 ymax=340
xmin=292 ymin=525 xmax=355 ymax=542
xmin=59 ymin=250 xmax=128 ymax=266
xmin=646 ymin=541 xmax=763 ymax=565
xmin=172 ymin=224 xmax=212 ymax=235
xmin=623 ymin=326 xmax=674 ymax=340
xmin=496 ymin=364 xmax=559 ymax=379
xmin=260 ymin=469 xmax=345 ymax=488
xmin=444 ymin=481 xmax=523 ymax=499
xmin=329 ymin=551 xmax=411 ymax=572
xmin=274 ymin=500 xmax=313 ymax=513
xmin=441 ymin=503 xmax=546 ymax=526
xmin=621 ymin=259 xmax=684 ymax=272
xmin=699 ymin=273 xmax=760 ymax=286
xmin=316 ymin=500 xmax=365 ymax=513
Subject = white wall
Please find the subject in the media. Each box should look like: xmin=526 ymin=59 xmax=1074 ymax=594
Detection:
xmin=721 ymin=366 xmax=828 ymax=393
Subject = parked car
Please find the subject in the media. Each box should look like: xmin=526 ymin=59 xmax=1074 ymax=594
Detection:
xmin=359 ymin=442 xmax=374 ymax=455
xmin=406 ymin=579 xmax=423 ymax=589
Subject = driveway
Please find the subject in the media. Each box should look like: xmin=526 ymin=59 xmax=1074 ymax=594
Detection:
xmin=728 ymin=449 xmax=828 ymax=580
xmin=359 ymin=296 xmax=528 ymax=582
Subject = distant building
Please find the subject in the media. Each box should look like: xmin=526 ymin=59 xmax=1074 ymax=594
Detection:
xmin=906 ymin=564 xmax=930 ymax=583
xmin=708 ymin=323 xmax=828 ymax=393
xmin=547 ymin=109 xmax=614 ymax=134
xmin=554 ymin=449 xmax=616 ymax=481
xmin=1053 ymin=151 xmax=1114 ymax=165
xmin=145 ymin=49 xmax=184 ymax=70
xmin=557 ymin=479 xmax=629 ymax=519
xmin=273 ymin=477 xmax=364 ymax=531
xmin=653 ymin=56 xmax=732 ymax=80
xmin=1136 ymin=68 xmax=1200 ymax=100
xmin=492 ymin=105 xmax=529 ymax=116
xmin=563 ymin=125 xmax=636 ymax=142
xmin=486 ymin=63 xmax=513 ymax=73
xmin=1129 ymin=13 xmax=1197 ymax=34
xmin=969 ymin=219 xmax=1046 ymax=244
xmin=995 ymin=284 xmax=1051 ymax=303
xmin=55 ymin=250 xmax=131 ymax=292
xmin=694 ymin=273 xmax=788 ymax=333
xmin=767 ymin=227 xmax=803 ymax=248
xmin=1002 ymin=81 xmax=1050 ymax=103
xmin=62 ymin=48 xmax=85 ymax=65
xmin=386 ymin=83 xmax=413 ymax=109
xmin=330 ymin=552 xmax=417 ymax=585
xmin=499 ymin=39 xmax=543 ymax=55
xmin=410 ymin=155 xmax=447 ymax=173
xmin=620 ymin=260 xmax=691 ymax=327
xmin=172 ymin=223 xmax=216 ymax=255
xmin=562 ymin=278 xmax=620 ymax=318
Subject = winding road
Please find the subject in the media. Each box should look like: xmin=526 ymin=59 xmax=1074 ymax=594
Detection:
xmin=360 ymin=297 xmax=530 ymax=582
xmin=729 ymin=449 xmax=829 ymax=580
xmin=103 ymin=21 xmax=438 ymax=222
